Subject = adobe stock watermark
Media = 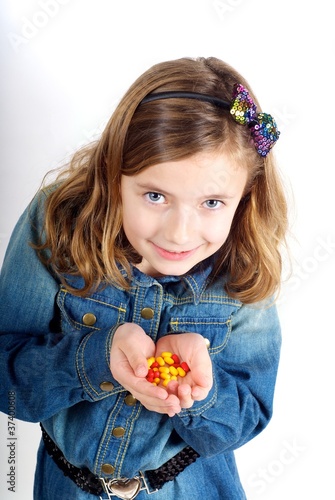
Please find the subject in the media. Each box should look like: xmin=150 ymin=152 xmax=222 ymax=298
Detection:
xmin=212 ymin=0 xmax=246 ymax=21
xmin=247 ymin=438 xmax=307 ymax=496
xmin=6 ymin=391 xmax=17 ymax=493
xmin=7 ymin=0 xmax=72 ymax=53
xmin=272 ymin=106 xmax=296 ymax=134
xmin=59 ymin=115 xmax=110 ymax=168
xmin=280 ymin=234 xmax=335 ymax=305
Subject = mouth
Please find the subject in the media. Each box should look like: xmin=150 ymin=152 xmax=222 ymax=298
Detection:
xmin=151 ymin=243 xmax=199 ymax=261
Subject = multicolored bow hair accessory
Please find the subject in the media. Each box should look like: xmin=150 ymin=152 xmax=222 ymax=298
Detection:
xmin=230 ymin=84 xmax=280 ymax=156
xmin=141 ymin=83 xmax=280 ymax=157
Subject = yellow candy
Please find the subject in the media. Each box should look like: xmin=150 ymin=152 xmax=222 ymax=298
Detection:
xmin=163 ymin=357 xmax=174 ymax=365
xmin=169 ymin=366 xmax=178 ymax=376
xmin=154 ymin=378 xmax=161 ymax=384
xmin=177 ymin=367 xmax=186 ymax=377
xmin=161 ymin=351 xmax=172 ymax=358
xmin=170 ymin=376 xmax=178 ymax=381
xmin=156 ymin=357 xmax=165 ymax=366
xmin=160 ymin=373 xmax=171 ymax=380
xmin=147 ymin=357 xmax=155 ymax=368
xmin=162 ymin=379 xmax=170 ymax=386
xmin=159 ymin=366 xmax=170 ymax=373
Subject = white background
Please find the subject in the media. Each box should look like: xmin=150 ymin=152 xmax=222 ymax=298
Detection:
xmin=0 ymin=0 xmax=334 ymax=498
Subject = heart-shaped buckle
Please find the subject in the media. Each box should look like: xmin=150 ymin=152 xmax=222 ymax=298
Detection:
xmin=107 ymin=477 xmax=141 ymax=499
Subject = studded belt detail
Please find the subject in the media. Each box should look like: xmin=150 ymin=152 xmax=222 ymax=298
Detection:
xmin=40 ymin=424 xmax=200 ymax=498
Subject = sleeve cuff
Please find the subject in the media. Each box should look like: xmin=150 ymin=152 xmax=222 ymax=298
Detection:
xmin=76 ymin=325 xmax=124 ymax=401
xmin=177 ymin=375 xmax=218 ymax=422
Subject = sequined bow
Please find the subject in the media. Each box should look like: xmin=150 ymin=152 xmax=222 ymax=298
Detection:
xmin=230 ymin=84 xmax=280 ymax=157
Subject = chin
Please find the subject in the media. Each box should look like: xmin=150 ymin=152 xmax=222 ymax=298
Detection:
xmin=153 ymin=262 xmax=196 ymax=278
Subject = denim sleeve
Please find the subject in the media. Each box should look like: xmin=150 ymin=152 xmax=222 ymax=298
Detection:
xmin=172 ymin=301 xmax=282 ymax=456
xmin=0 ymin=195 xmax=118 ymax=422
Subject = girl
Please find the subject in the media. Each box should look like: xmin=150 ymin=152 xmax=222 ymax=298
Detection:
xmin=0 ymin=57 xmax=287 ymax=499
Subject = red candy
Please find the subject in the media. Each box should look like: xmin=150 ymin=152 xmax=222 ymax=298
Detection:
xmin=180 ymin=361 xmax=190 ymax=373
xmin=171 ymin=353 xmax=180 ymax=364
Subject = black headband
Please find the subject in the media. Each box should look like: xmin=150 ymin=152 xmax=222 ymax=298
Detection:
xmin=141 ymin=91 xmax=230 ymax=110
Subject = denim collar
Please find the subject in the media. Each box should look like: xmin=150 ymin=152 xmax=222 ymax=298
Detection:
xmin=63 ymin=256 xmax=216 ymax=303
xmin=131 ymin=256 xmax=216 ymax=303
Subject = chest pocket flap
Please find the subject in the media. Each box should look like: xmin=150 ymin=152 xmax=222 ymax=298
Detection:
xmin=169 ymin=316 xmax=232 ymax=355
xmin=57 ymin=287 xmax=127 ymax=333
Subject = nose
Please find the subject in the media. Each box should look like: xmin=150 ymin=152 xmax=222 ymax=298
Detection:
xmin=163 ymin=206 xmax=196 ymax=246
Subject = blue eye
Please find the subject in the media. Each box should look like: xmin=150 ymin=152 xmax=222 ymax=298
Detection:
xmin=204 ymin=199 xmax=223 ymax=209
xmin=146 ymin=192 xmax=165 ymax=203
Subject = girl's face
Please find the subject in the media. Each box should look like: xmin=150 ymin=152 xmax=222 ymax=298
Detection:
xmin=121 ymin=151 xmax=248 ymax=277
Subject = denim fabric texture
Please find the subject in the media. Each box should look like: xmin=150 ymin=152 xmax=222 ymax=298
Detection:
xmin=0 ymin=194 xmax=282 ymax=499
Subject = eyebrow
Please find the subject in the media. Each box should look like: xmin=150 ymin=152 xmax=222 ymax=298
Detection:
xmin=135 ymin=182 xmax=167 ymax=193
xmin=135 ymin=182 xmax=235 ymax=199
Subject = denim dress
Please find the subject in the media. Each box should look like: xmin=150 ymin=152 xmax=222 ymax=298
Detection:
xmin=0 ymin=194 xmax=282 ymax=499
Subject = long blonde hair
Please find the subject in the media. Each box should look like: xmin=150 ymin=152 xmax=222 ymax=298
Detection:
xmin=37 ymin=57 xmax=288 ymax=303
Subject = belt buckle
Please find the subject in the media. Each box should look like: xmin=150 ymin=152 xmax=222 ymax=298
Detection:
xmin=99 ymin=471 xmax=158 ymax=499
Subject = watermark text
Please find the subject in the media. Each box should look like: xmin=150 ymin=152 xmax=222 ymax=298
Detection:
xmin=7 ymin=391 xmax=17 ymax=493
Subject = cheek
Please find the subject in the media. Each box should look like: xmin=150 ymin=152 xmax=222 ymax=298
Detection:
xmin=204 ymin=216 xmax=233 ymax=244
xmin=123 ymin=207 xmax=154 ymax=240
xmin=122 ymin=206 xmax=138 ymax=239
xmin=209 ymin=217 xmax=231 ymax=241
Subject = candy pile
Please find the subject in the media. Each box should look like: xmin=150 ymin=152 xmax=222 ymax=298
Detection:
xmin=146 ymin=352 xmax=190 ymax=386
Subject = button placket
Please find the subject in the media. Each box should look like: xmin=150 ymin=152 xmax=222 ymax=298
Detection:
xmin=95 ymin=393 xmax=141 ymax=479
xmin=97 ymin=282 xmax=162 ymax=479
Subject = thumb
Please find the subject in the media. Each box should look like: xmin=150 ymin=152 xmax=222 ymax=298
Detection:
xmin=192 ymin=363 xmax=213 ymax=389
xmin=125 ymin=351 xmax=149 ymax=378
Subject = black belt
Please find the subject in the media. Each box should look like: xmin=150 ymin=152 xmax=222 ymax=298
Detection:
xmin=40 ymin=424 xmax=199 ymax=497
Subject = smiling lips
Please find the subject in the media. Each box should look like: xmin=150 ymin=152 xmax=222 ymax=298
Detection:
xmin=152 ymin=242 xmax=199 ymax=261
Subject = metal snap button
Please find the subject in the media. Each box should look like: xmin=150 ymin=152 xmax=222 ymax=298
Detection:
xmin=204 ymin=338 xmax=210 ymax=349
xmin=101 ymin=463 xmax=115 ymax=475
xmin=112 ymin=427 xmax=125 ymax=438
xmin=82 ymin=313 xmax=97 ymax=326
xmin=124 ymin=394 xmax=137 ymax=406
xmin=140 ymin=307 xmax=154 ymax=320
xmin=100 ymin=381 xmax=115 ymax=392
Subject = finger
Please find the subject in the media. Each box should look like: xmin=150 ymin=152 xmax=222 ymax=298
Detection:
xmin=134 ymin=390 xmax=182 ymax=416
xmin=188 ymin=352 xmax=213 ymax=388
xmin=116 ymin=346 xmax=152 ymax=378
xmin=191 ymin=384 xmax=211 ymax=401
xmin=124 ymin=377 xmax=169 ymax=401
xmin=192 ymin=369 xmax=213 ymax=390
xmin=177 ymin=384 xmax=194 ymax=409
xmin=112 ymin=324 xmax=155 ymax=378
xmin=133 ymin=358 xmax=150 ymax=378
